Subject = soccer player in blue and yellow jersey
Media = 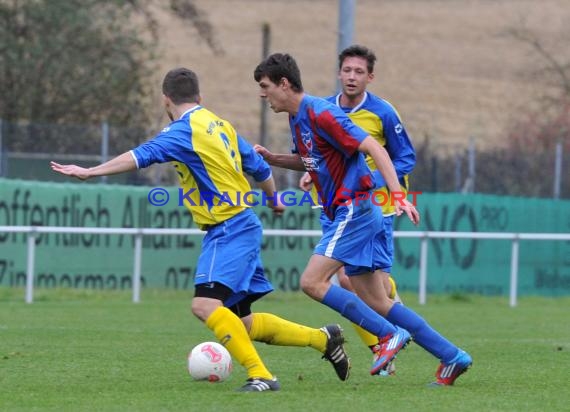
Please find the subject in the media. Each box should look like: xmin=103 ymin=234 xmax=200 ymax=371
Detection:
xmin=300 ymin=45 xmax=415 ymax=376
xmin=254 ymin=53 xmax=472 ymax=386
xmin=51 ymin=67 xmax=351 ymax=392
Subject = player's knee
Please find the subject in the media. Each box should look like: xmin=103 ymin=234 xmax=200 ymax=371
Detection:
xmin=338 ymin=274 xmax=353 ymax=291
xmin=300 ymin=276 xmax=316 ymax=297
xmin=300 ymin=276 xmax=325 ymax=300
xmin=192 ymin=282 xmax=232 ymax=321
xmin=191 ymin=298 xmax=209 ymax=321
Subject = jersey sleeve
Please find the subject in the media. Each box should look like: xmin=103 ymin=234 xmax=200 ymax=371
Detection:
xmin=131 ymin=124 xmax=190 ymax=169
xmin=238 ymin=135 xmax=272 ymax=182
xmin=382 ymin=110 xmax=416 ymax=177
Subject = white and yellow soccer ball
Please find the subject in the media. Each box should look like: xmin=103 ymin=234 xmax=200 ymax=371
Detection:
xmin=187 ymin=342 xmax=233 ymax=382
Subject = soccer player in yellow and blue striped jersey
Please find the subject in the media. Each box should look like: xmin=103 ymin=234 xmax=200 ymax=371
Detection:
xmin=51 ymin=67 xmax=351 ymax=392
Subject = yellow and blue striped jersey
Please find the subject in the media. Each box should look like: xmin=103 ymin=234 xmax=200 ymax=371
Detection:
xmin=325 ymin=91 xmax=415 ymax=216
xmin=131 ymin=105 xmax=271 ymax=228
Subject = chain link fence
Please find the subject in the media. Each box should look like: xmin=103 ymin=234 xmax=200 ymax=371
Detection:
xmin=0 ymin=119 xmax=567 ymax=199
xmin=411 ymin=137 xmax=569 ymax=199
xmin=0 ymin=120 xmax=175 ymax=186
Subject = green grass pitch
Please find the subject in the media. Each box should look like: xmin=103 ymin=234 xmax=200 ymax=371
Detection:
xmin=1 ymin=288 xmax=569 ymax=411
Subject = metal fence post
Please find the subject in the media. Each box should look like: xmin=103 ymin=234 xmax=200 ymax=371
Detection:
xmin=101 ymin=121 xmax=109 ymax=183
xmin=419 ymin=234 xmax=429 ymax=305
xmin=335 ymin=0 xmax=355 ymax=92
xmin=468 ymin=137 xmax=476 ymax=192
xmin=259 ymin=23 xmax=270 ymax=147
xmin=25 ymin=230 xmax=37 ymax=304
xmin=509 ymin=237 xmax=519 ymax=307
xmin=132 ymin=232 xmax=143 ymax=303
xmin=553 ymin=141 xmax=562 ymax=199
xmin=454 ymin=152 xmax=462 ymax=192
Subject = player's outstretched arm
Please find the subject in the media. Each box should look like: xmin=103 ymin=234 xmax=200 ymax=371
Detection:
xmin=254 ymin=144 xmax=306 ymax=171
xmin=50 ymin=152 xmax=137 ymax=181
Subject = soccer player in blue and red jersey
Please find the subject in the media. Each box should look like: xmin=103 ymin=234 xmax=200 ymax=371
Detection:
xmin=254 ymin=53 xmax=472 ymax=385
xmin=51 ymin=67 xmax=351 ymax=392
xmin=300 ymin=44 xmax=416 ymax=377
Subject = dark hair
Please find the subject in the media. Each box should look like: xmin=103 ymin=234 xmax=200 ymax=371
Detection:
xmin=338 ymin=45 xmax=377 ymax=73
xmin=253 ymin=53 xmax=303 ymax=92
xmin=162 ymin=68 xmax=200 ymax=104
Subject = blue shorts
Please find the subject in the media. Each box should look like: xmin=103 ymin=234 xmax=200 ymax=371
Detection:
xmin=316 ymin=196 xmax=391 ymax=276
xmin=373 ymin=215 xmax=394 ymax=274
xmin=195 ymin=208 xmax=273 ymax=307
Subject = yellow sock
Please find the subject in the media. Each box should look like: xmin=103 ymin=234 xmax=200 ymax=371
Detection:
xmin=249 ymin=313 xmax=327 ymax=353
xmin=205 ymin=306 xmax=272 ymax=380
xmin=352 ymin=323 xmax=380 ymax=347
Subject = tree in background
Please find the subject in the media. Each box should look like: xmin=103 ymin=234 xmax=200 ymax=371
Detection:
xmin=410 ymin=21 xmax=570 ymax=199
xmin=504 ymin=23 xmax=570 ymax=152
xmin=0 ymin=0 xmax=221 ymax=154
xmin=493 ymin=23 xmax=570 ymax=197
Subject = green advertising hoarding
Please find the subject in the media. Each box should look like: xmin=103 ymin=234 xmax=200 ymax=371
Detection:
xmin=393 ymin=193 xmax=570 ymax=296
xmin=1 ymin=178 xmax=569 ymax=296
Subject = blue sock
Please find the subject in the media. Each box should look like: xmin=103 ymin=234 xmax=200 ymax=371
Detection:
xmin=322 ymin=284 xmax=396 ymax=337
xmin=386 ymin=303 xmax=458 ymax=362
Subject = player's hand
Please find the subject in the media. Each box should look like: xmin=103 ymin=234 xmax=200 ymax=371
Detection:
xmin=253 ymin=144 xmax=273 ymax=162
xmin=299 ymin=172 xmax=313 ymax=191
xmin=50 ymin=161 xmax=91 ymax=180
xmin=395 ymin=198 xmax=420 ymax=226
xmin=268 ymin=194 xmax=285 ymax=216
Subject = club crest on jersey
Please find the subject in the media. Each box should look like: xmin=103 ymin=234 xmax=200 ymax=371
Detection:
xmin=301 ymin=131 xmax=313 ymax=152
xmin=301 ymin=156 xmax=319 ymax=171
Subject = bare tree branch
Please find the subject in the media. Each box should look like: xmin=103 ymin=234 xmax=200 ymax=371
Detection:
xmin=169 ymin=0 xmax=224 ymax=55
xmin=504 ymin=25 xmax=570 ymax=99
